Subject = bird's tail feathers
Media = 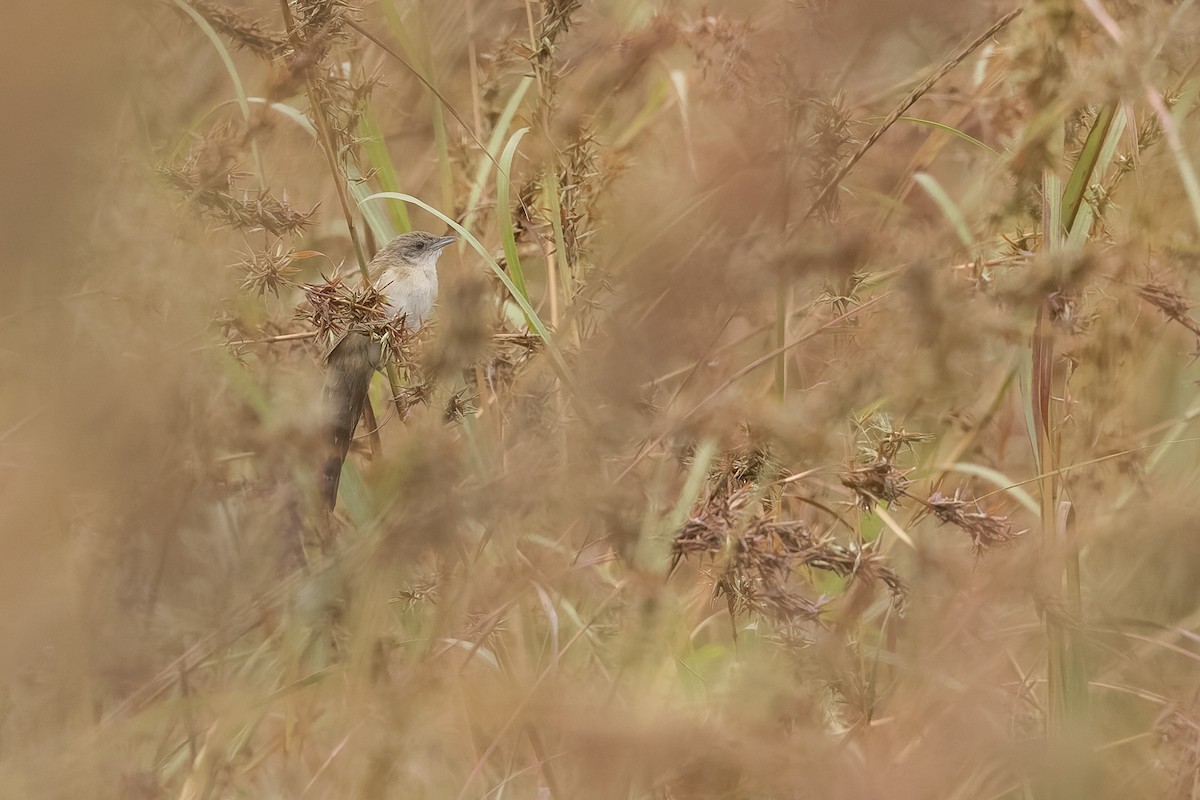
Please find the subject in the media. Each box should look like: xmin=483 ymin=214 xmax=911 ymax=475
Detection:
xmin=319 ymin=334 xmax=376 ymax=510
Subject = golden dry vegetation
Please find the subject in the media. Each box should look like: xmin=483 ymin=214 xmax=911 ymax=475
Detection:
xmin=5 ymin=1 xmax=1200 ymax=798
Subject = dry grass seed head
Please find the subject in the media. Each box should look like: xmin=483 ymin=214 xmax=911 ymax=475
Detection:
xmin=442 ymin=388 xmax=476 ymax=424
xmin=393 ymin=376 xmax=437 ymax=420
xmin=536 ymin=0 xmax=583 ymax=65
xmin=1137 ymin=279 xmax=1200 ymax=339
xmin=840 ymin=460 xmax=911 ymax=512
xmin=1155 ymin=705 xmax=1200 ymax=796
xmin=679 ymin=11 xmax=754 ymax=91
xmin=158 ymin=163 xmax=315 ymax=235
xmin=839 ymin=413 xmax=923 ymax=512
xmin=184 ymin=0 xmax=288 ymax=58
xmin=41 ymin=4 xmax=1200 ymax=797
xmin=674 ymin=486 xmax=906 ymax=625
xmin=556 ymin=128 xmax=613 ymax=274
xmin=236 ymin=240 xmax=305 ymax=297
xmin=299 ymin=272 xmax=421 ymax=364
xmin=857 ymin=413 xmax=933 ymax=462
xmin=292 ymin=0 xmax=353 ymax=35
xmin=926 ymin=489 xmax=1021 ymax=553
xmin=807 ymin=93 xmax=856 ymax=222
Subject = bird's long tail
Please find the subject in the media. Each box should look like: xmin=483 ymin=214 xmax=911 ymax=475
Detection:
xmin=319 ymin=333 xmax=377 ymax=510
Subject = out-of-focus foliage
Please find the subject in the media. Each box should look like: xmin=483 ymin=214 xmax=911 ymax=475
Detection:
xmin=5 ymin=1 xmax=1200 ymax=798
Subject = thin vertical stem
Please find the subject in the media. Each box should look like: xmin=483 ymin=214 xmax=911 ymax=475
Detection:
xmin=465 ymin=0 xmax=483 ymax=138
xmin=278 ymin=0 xmax=406 ymax=412
xmin=523 ymin=0 xmax=544 ymax=96
xmin=277 ymin=0 xmax=368 ymax=284
xmin=774 ymin=278 xmax=788 ymax=400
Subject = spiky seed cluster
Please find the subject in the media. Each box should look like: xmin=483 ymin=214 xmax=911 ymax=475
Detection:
xmin=186 ymin=0 xmax=288 ymax=57
xmin=1138 ymin=281 xmax=1200 ymax=339
xmin=158 ymin=164 xmax=315 ymax=236
xmin=277 ymin=1 xmax=376 ymax=138
xmin=556 ymin=130 xmax=611 ymax=280
xmin=442 ymin=388 xmax=476 ymax=424
xmin=177 ymin=0 xmax=359 ymax=100
xmin=299 ymin=274 xmax=421 ymax=367
xmin=292 ymin=0 xmax=352 ymax=31
xmin=301 ymin=274 xmax=387 ymax=340
xmin=1047 ymin=288 xmax=1080 ymax=330
xmin=840 ymin=415 xmax=925 ymax=511
xmin=691 ymin=436 xmax=781 ymax=503
xmin=389 ymin=576 xmax=438 ymax=608
xmin=807 ymin=94 xmax=856 ymax=222
xmin=673 ymin=487 xmax=906 ymax=624
xmin=237 ymin=242 xmax=304 ymax=297
xmin=393 ymin=376 xmax=437 ymax=420
xmin=281 ymin=0 xmax=353 ymax=79
xmin=841 ymin=460 xmax=912 ymax=512
xmin=926 ymin=490 xmax=1021 ymax=553
xmin=531 ymin=0 xmax=582 ymax=67
xmin=872 ymin=423 xmax=934 ymax=463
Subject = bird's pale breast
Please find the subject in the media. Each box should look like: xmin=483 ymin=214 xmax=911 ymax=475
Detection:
xmin=383 ymin=267 xmax=437 ymax=330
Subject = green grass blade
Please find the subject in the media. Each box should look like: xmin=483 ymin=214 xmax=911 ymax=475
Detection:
xmin=637 ymin=438 xmax=717 ymax=569
xmin=173 ymin=0 xmax=250 ymax=129
xmin=431 ymin=101 xmax=454 ymax=213
xmin=1067 ymin=107 xmax=1127 ymax=248
xmin=1160 ymin=78 xmax=1200 ymax=237
xmin=942 ymin=462 xmax=1039 ymax=514
xmin=359 ymin=109 xmax=411 ymax=235
xmin=248 ymin=97 xmax=316 ymax=137
xmin=541 ymin=165 xmax=573 ymax=316
xmin=892 ymin=115 xmax=1002 ymax=157
xmin=913 ymin=172 xmax=974 ymax=249
xmin=463 ymin=77 xmax=533 ymax=233
xmin=348 ymin=171 xmax=394 ymax=245
xmin=613 ymin=76 xmax=671 ymax=150
xmin=667 ymin=439 xmax=717 ymax=533
xmin=1043 ymin=170 xmax=1063 ymax=250
xmin=1116 ymin=401 xmax=1200 ymax=509
xmin=1062 ymin=104 xmax=1116 ymax=234
xmin=496 ymin=128 xmax=531 ymax=302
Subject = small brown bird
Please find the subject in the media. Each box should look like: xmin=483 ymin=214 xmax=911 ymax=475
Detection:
xmin=319 ymin=231 xmax=456 ymax=509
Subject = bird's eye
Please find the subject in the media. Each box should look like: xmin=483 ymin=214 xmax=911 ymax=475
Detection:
xmin=415 ymin=240 xmax=426 ymax=250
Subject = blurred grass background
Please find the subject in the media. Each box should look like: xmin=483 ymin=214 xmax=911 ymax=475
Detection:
xmin=5 ymin=0 xmax=1200 ymax=798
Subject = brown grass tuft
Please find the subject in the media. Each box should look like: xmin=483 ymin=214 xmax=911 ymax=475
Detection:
xmin=11 ymin=1 xmax=1200 ymax=798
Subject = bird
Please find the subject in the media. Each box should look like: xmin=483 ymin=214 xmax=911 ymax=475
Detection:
xmin=319 ymin=231 xmax=456 ymax=510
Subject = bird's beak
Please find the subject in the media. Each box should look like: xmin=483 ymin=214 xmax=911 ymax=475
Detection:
xmin=433 ymin=235 xmax=457 ymax=251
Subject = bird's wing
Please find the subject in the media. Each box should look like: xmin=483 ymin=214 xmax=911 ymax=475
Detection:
xmin=321 ymin=330 xmax=348 ymax=363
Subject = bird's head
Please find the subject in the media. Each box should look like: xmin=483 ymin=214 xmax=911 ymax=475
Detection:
xmin=377 ymin=231 xmax=457 ymax=272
